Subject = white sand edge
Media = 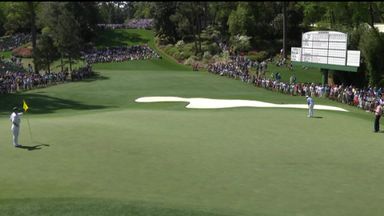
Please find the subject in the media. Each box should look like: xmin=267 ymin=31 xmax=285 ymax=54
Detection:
xmin=135 ymin=96 xmax=348 ymax=112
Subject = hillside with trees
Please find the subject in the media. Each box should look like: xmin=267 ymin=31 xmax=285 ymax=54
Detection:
xmin=1 ymin=2 xmax=384 ymax=87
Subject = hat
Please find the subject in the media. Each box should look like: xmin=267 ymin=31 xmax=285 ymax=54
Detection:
xmin=305 ymin=95 xmax=309 ymax=98
xmin=13 ymin=107 xmax=18 ymax=111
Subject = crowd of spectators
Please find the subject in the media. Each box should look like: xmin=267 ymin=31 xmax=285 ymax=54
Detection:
xmin=70 ymin=64 xmax=93 ymax=81
xmin=252 ymin=77 xmax=381 ymax=112
xmin=97 ymin=24 xmax=126 ymax=30
xmin=82 ymin=45 xmax=160 ymax=64
xmin=0 ymin=58 xmax=94 ymax=94
xmin=208 ymin=55 xmax=268 ymax=82
xmin=207 ymin=54 xmax=383 ymax=113
xmin=0 ymin=33 xmax=32 ymax=52
xmin=125 ymin=19 xmax=154 ymax=29
xmin=0 ymin=57 xmax=25 ymax=74
xmin=97 ymin=19 xmax=154 ymax=30
xmin=0 ymin=28 xmax=162 ymax=95
xmin=1 ymin=35 xmax=159 ymax=95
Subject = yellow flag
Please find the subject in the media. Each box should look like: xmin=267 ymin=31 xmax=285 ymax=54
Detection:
xmin=23 ymin=100 xmax=29 ymax=112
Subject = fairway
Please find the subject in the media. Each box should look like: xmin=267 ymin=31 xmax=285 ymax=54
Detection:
xmin=1 ymin=29 xmax=384 ymax=216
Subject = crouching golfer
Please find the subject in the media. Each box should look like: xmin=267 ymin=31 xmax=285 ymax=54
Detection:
xmin=306 ymin=95 xmax=314 ymax=118
xmin=10 ymin=107 xmax=23 ymax=147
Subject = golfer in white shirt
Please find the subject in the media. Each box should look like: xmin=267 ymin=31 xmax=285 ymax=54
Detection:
xmin=10 ymin=107 xmax=23 ymax=147
xmin=306 ymin=95 xmax=314 ymax=117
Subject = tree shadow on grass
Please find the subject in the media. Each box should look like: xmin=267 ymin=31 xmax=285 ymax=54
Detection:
xmin=71 ymin=71 xmax=110 ymax=83
xmin=0 ymin=93 xmax=112 ymax=115
xmin=0 ymin=198 xmax=235 ymax=216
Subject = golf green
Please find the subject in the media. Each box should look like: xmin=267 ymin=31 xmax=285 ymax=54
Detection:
xmin=0 ymin=29 xmax=383 ymax=216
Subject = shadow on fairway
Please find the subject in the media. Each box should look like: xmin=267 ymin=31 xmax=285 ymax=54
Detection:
xmin=0 ymin=93 xmax=112 ymax=115
xmin=95 ymin=30 xmax=149 ymax=47
xmin=0 ymin=197 xmax=235 ymax=216
xmin=16 ymin=144 xmax=50 ymax=151
xmin=71 ymin=71 xmax=110 ymax=83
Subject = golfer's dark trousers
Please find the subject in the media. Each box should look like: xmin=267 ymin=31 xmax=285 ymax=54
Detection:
xmin=374 ymin=115 xmax=381 ymax=132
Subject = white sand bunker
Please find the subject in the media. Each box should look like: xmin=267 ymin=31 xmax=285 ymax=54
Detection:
xmin=135 ymin=96 xmax=348 ymax=112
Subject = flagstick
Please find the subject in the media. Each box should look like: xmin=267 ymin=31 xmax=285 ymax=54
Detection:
xmin=25 ymin=112 xmax=33 ymax=143
xmin=22 ymin=100 xmax=32 ymax=143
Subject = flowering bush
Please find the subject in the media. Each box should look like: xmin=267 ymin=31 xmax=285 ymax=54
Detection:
xmin=12 ymin=47 xmax=32 ymax=58
xmin=230 ymin=34 xmax=252 ymax=52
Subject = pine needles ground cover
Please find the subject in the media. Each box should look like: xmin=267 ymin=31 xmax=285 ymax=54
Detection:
xmin=0 ymin=29 xmax=383 ymax=216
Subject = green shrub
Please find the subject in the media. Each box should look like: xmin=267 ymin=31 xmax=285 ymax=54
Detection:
xmin=162 ymin=44 xmax=173 ymax=52
xmin=203 ymin=51 xmax=212 ymax=60
xmin=221 ymin=50 xmax=230 ymax=62
xmin=211 ymin=54 xmax=221 ymax=62
xmin=247 ymin=51 xmax=268 ymax=62
xmin=230 ymin=35 xmax=252 ymax=52
xmin=181 ymin=45 xmax=192 ymax=58
xmin=175 ymin=40 xmax=185 ymax=51
xmin=201 ymin=41 xmax=219 ymax=53
xmin=182 ymin=49 xmax=192 ymax=60
xmin=163 ymin=45 xmax=179 ymax=58
xmin=156 ymin=35 xmax=173 ymax=45
xmin=378 ymin=79 xmax=384 ymax=88
xmin=184 ymin=56 xmax=198 ymax=66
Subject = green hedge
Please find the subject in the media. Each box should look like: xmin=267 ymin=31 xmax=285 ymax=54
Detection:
xmin=247 ymin=51 xmax=268 ymax=62
xmin=162 ymin=43 xmax=195 ymax=61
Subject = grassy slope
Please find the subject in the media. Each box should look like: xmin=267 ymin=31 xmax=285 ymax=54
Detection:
xmin=0 ymin=50 xmax=12 ymax=58
xmin=0 ymin=29 xmax=383 ymax=216
xmin=265 ymin=63 xmax=322 ymax=83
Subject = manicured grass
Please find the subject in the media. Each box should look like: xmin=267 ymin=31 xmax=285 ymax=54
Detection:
xmin=266 ymin=63 xmax=322 ymax=83
xmin=0 ymin=29 xmax=382 ymax=216
xmin=94 ymin=29 xmax=154 ymax=48
xmin=0 ymin=50 xmax=12 ymax=58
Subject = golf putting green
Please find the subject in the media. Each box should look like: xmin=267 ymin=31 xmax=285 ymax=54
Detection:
xmin=0 ymin=29 xmax=383 ymax=216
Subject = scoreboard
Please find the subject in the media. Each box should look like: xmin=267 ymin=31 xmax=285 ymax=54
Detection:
xmin=291 ymin=31 xmax=360 ymax=72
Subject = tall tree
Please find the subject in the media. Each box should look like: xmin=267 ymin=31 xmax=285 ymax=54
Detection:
xmin=282 ymin=1 xmax=287 ymax=59
xmin=34 ymin=33 xmax=58 ymax=73
xmin=3 ymin=2 xmax=28 ymax=34
xmin=0 ymin=2 xmax=8 ymax=36
xmin=227 ymin=2 xmax=255 ymax=36
xmin=56 ymin=7 xmax=82 ymax=72
xmin=97 ymin=1 xmax=130 ymax=24
xmin=209 ymin=2 xmax=237 ymax=40
xmin=153 ymin=2 xmax=178 ymax=44
xmin=39 ymin=2 xmax=82 ymax=72
xmin=359 ymin=28 xmax=384 ymax=86
xmin=131 ymin=2 xmax=155 ymax=19
xmin=27 ymin=2 xmax=39 ymax=73
xmin=66 ymin=2 xmax=100 ymax=43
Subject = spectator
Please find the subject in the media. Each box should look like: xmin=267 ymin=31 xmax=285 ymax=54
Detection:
xmin=374 ymin=101 xmax=382 ymax=132
xmin=97 ymin=19 xmax=154 ymax=30
xmin=0 ymin=33 xmax=32 ymax=52
xmin=82 ymin=45 xmax=160 ymax=64
xmin=0 ymin=58 xmax=92 ymax=94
